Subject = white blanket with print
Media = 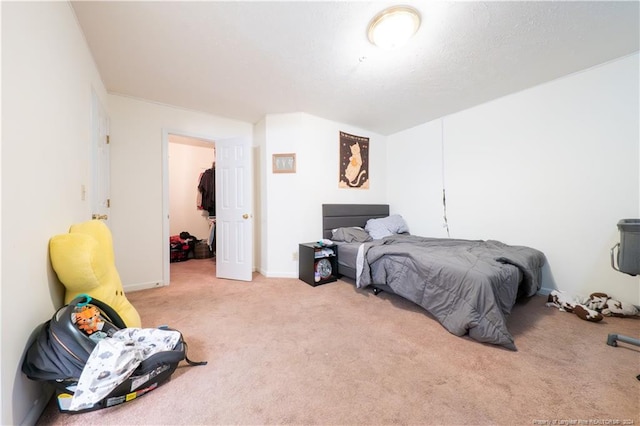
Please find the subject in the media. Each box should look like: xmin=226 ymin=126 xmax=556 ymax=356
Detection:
xmin=69 ymin=328 xmax=181 ymax=411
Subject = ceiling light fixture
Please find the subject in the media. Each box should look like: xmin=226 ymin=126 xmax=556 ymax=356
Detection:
xmin=367 ymin=5 xmax=421 ymax=50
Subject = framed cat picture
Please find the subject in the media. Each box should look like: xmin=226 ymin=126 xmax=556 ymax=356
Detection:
xmin=338 ymin=131 xmax=369 ymax=189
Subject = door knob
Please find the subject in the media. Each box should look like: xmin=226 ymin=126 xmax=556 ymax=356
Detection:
xmin=242 ymin=214 xmax=249 ymax=219
xmin=92 ymin=214 xmax=108 ymax=220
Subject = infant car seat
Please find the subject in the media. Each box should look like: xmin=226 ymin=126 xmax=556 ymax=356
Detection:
xmin=22 ymin=294 xmax=206 ymax=413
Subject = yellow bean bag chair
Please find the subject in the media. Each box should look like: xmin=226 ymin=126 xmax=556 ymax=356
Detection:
xmin=49 ymin=220 xmax=141 ymax=328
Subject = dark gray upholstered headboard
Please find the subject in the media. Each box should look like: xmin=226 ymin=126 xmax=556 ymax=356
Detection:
xmin=322 ymin=204 xmax=390 ymax=239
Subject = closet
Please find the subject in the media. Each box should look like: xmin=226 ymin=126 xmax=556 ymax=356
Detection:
xmin=168 ymin=134 xmax=216 ymax=263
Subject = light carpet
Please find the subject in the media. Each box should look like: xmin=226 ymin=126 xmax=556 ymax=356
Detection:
xmin=36 ymin=258 xmax=640 ymax=425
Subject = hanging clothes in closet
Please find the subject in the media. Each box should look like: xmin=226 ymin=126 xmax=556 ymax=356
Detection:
xmin=197 ymin=166 xmax=216 ymax=216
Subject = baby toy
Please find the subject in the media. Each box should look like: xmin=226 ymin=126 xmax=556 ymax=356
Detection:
xmin=73 ymin=305 xmax=103 ymax=335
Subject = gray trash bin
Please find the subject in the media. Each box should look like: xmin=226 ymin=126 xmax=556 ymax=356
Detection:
xmin=611 ymin=219 xmax=640 ymax=276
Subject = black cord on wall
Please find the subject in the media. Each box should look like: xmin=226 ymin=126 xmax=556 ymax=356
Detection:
xmin=441 ymin=119 xmax=450 ymax=238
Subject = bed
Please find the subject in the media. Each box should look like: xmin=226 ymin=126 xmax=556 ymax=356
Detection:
xmin=322 ymin=204 xmax=546 ymax=350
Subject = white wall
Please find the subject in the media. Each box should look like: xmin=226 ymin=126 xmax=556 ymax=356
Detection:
xmin=260 ymin=113 xmax=387 ymax=277
xmin=254 ymin=119 xmax=266 ymax=272
xmin=1 ymin=2 xmax=109 ymax=424
xmin=386 ymin=120 xmax=448 ymax=237
xmin=388 ymin=54 xmax=640 ymax=305
xmin=108 ymin=95 xmax=252 ymax=290
xmin=168 ymin=142 xmax=215 ymax=240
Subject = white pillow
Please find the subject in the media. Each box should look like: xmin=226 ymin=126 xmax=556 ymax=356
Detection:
xmin=331 ymin=227 xmax=372 ymax=243
xmin=365 ymin=215 xmax=410 ymax=240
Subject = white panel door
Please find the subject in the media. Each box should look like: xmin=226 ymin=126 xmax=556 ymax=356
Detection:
xmin=91 ymin=90 xmax=110 ymax=224
xmin=215 ymin=137 xmax=253 ymax=281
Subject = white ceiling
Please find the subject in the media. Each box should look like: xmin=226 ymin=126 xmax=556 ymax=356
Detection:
xmin=72 ymin=1 xmax=639 ymax=136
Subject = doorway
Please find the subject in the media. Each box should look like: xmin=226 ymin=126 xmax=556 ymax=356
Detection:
xmin=162 ymin=131 xmax=254 ymax=285
xmin=166 ymin=133 xmax=216 ymax=276
xmin=91 ymin=89 xmax=111 ymax=224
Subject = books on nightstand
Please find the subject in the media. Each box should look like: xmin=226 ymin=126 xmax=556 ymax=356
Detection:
xmin=314 ymin=248 xmax=335 ymax=258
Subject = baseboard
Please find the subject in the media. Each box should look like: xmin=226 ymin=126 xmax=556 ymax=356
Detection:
xmin=125 ymin=281 xmax=167 ymax=293
xmin=260 ymin=270 xmax=298 ymax=279
xmin=20 ymin=386 xmax=53 ymax=426
xmin=537 ymin=286 xmax=553 ymax=296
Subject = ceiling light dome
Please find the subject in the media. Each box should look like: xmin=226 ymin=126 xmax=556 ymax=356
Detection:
xmin=367 ymin=5 xmax=421 ymax=50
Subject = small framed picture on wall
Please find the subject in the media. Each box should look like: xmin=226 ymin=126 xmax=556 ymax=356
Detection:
xmin=272 ymin=153 xmax=296 ymax=173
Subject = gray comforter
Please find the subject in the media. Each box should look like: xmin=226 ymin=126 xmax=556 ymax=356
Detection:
xmin=357 ymin=235 xmax=546 ymax=350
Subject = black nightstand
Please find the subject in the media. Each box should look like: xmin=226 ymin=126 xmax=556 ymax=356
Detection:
xmin=298 ymin=242 xmax=339 ymax=286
